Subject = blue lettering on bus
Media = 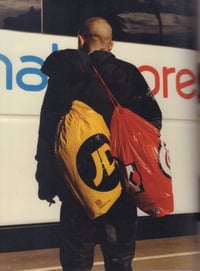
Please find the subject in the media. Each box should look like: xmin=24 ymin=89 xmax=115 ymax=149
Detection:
xmin=52 ymin=43 xmax=58 ymax=52
xmin=0 ymin=54 xmax=13 ymax=90
xmin=0 ymin=43 xmax=59 ymax=92
xmin=16 ymin=56 xmax=47 ymax=91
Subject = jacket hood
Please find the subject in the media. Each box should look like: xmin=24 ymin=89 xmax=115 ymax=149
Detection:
xmin=41 ymin=49 xmax=115 ymax=83
xmin=89 ymin=50 xmax=115 ymax=67
xmin=41 ymin=49 xmax=88 ymax=81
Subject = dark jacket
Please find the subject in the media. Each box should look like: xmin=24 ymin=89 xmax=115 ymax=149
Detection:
xmin=35 ymin=49 xmax=162 ymax=202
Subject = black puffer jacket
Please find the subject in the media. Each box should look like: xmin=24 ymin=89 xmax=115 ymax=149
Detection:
xmin=35 ymin=49 xmax=162 ymax=202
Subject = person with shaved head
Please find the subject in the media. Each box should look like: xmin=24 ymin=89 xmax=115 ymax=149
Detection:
xmin=35 ymin=17 xmax=162 ymax=271
xmin=77 ymin=17 xmax=114 ymax=52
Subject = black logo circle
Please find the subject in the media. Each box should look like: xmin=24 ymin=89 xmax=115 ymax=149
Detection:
xmin=76 ymin=134 xmax=120 ymax=191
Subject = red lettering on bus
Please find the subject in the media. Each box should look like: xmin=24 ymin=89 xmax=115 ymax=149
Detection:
xmin=176 ymin=69 xmax=196 ymax=99
xmin=163 ymin=67 xmax=176 ymax=98
xmin=139 ymin=65 xmax=196 ymax=99
xmin=138 ymin=65 xmax=160 ymax=95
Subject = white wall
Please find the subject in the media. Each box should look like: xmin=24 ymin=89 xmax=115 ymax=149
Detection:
xmin=0 ymin=30 xmax=199 ymax=225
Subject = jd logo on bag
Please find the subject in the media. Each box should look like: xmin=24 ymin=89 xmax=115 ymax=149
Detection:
xmin=55 ymin=100 xmax=122 ymax=219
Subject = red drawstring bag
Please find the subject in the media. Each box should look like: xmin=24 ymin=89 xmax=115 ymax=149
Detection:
xmin=93 ymin=67 xmax=174 ymax=217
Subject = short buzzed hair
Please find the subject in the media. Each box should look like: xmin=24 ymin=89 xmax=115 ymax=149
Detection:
xmin=78 ymin=17 xmax=113 ymax=51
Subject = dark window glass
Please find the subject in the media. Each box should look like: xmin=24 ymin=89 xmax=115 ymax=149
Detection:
xmin=0 ymin=0 xmax=198 ymax=50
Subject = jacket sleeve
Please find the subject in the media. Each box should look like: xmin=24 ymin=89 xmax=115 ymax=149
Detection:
xmin=35 ymin=52 xmax=69 ymax=202
xmin=35 ymin=76 xmax=62 ymax=202
xmin=35 ymin=49 xmax=90 ymax=202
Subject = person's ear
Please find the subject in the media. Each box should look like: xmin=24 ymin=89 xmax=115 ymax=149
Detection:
xmin=78 ymin=35 xmax=85 ymax=49
xmin=108 ymin=41 xmax=114 ymax=51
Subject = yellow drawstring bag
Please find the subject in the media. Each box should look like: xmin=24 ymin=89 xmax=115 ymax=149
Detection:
xmin=55 ymin=100 xmax=122 ymax=219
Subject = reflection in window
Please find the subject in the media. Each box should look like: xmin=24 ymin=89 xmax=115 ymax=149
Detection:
xmin=2 ymin=6 xmax=41 ymax=32
xmin=42 ymin=0 xmax=199 ymax=50
xmin=0 ymin=0 xmax=198 ymax=50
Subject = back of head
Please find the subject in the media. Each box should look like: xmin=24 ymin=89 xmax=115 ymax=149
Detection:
xmin=78 ymin=17 xmax=113 ymax=52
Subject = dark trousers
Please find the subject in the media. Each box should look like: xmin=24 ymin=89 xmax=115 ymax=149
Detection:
xmin=60 ymin=192 xmax=137 ymax=271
